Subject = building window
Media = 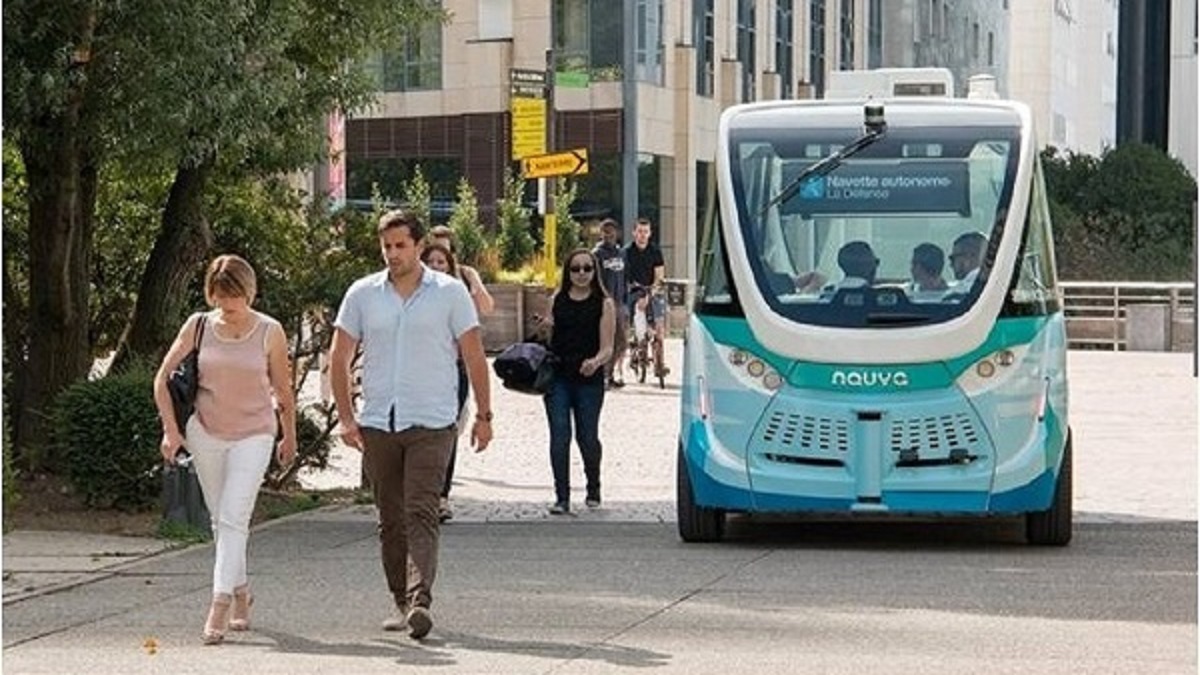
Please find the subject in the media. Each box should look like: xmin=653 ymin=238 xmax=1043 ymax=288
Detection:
xmin=477 ymin=0 xmax=512 ymax=40
xmin=777 ymin=0 xmax=795 ymax=98
xmin=867 ymin=0 xmax=883 ymax=68
xmin=737 ymin=0 xmax=757 ymax=102
xmin=987 ymin=30 xmax=994 ymax=66
xmin=810 ymin=0 xmax=826 ymax=97
xmin=636 ymin=0 xmax=664 ymax=84
xmin=839 ymin=0 xmax=855 ymax=69
xmin=367 ymin=15 xmax=444 ymax=92
xmin=694 ymin=0 xmax=715 ymax=96
xmin=973 ymin=22 xmax=980 ymax=61
xmin=553 ymin=0 xmax=623 ymax=82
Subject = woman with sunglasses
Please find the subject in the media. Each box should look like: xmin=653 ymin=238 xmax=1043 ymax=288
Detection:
xmin=538 ymin=249 xmax=616 ymax=514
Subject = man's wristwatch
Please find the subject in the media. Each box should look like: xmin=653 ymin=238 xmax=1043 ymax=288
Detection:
xmin=476 ymin=411 xmax=493 ymax=423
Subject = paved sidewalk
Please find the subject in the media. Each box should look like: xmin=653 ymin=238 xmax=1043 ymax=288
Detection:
xmin=3 ymin=342 xmax=1195 ymax=604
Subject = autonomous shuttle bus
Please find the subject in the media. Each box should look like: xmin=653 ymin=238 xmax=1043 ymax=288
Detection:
xmin=678 ymin=69 xmax=1071 ymax=545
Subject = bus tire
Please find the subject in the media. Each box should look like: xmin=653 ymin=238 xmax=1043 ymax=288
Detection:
xmin=677 ymin=446 xmax=725 ymax=542
xmin=1025 ymin=434 xmax=1073 ymax=546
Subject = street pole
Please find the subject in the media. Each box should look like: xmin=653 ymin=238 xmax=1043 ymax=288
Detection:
xmin=543 ymin=47 xmax=558 ymax=289
xmin=621 ymin=0 xmax=638 ymax=242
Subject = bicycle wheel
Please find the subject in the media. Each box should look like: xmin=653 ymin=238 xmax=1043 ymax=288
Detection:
xmin=636 ymin=339 xmax=648 ymax=383
xmin=653 ymin=338 xmax=666 ymax=389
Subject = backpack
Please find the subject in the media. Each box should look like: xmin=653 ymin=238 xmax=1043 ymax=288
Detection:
xmin=492 ymin=342 xmax=556 ymax=395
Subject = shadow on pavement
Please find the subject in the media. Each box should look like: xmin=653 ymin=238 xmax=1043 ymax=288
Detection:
xmin=255 ymin=627 xmax=670 ymax=669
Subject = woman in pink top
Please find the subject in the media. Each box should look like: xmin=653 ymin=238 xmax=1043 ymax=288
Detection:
xmin=153 ymin=254 xmax=297 ymax=645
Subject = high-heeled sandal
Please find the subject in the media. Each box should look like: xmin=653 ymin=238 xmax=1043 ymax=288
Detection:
xmin=229 ymin=585 xmax=254 ymax=631
xmin=202 ymin=594 xmax=232 ymax=645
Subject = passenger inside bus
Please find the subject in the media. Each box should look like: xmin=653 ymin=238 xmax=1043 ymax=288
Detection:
xmin=908 ymin=242 xmax=949 ymax=294
xmin=949 ymin=231 xmax=987 ymax=290
xmin=832 ymin=240 xmax=879 ymax=288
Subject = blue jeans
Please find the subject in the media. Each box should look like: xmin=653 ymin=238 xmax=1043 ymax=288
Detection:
xmin=543 ymin=376 xmax=605 ymax=504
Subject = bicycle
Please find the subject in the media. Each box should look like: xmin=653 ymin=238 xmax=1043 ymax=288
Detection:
xmin=626 ymin=287 xmax=668 ymax=389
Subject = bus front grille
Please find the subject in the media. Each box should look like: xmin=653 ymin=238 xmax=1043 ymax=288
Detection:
xmin=760 ymin=411 xmax=850 ymax=453
xmin=888 ymin=412 xmax=980 ymax=456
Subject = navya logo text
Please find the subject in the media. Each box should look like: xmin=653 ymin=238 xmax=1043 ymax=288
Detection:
xmin=831 ymin=369 xmax=911 ymax=388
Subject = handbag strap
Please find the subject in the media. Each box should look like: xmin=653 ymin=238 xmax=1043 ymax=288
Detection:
xmin=193 ymin=314 xmax=207 ymax=352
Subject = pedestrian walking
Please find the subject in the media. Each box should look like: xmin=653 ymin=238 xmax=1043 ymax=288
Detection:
xmin=420 ymin=242 xmax=472 ymax=522
xmin=152 ymin=254 xmax=297 ymax=645
xmin=427 ymin=225 xmax=494 ymax=521
xmin=329 ymin=209 xmax=493 ymax=639
xmin=592 ymin=218 xmax=628 ymax=389
xmin=533 ymin=249 xmax=615 ymax=514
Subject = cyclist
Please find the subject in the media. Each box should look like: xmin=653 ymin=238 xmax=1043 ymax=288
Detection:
xmin=624 ymin=217 xmax=668 ymax=377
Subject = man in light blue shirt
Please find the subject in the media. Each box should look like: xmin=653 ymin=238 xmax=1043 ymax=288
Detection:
xmin=329 ymin=209 xmax=493 ymax=640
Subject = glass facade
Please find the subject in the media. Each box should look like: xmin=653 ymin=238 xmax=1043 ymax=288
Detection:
xmin=809 ymin=0 xmax=827 ymax=97
xmin=554 ymin=0 xmax=623 ymax=82
xmin=694 ymin=0 xmax=715 ymax=96
xmin=776 ymin=0 xmax=795 ymax=99
xmin=737 ymin=0 xmax=757 ymax=102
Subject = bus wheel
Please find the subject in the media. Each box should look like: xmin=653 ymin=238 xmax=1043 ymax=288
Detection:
xmin=677 ymin=446 xmax=725 ymax=542
xmin=1025 ymin=434 xmax=1073 ymax=546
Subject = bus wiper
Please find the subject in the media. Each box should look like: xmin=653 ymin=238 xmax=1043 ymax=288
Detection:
xmin=866 ymin=312 xmax=932 ymax=326
xmin=758 ymin=102 xmax=888 ymax=220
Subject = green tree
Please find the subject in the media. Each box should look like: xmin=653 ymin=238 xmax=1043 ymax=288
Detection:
xmin=4 ymin=0 xmax=444 ymax=456
xmin=403 ymin=165 xmax=433 ymax=227
xmin=448 ymin=177 xmax=487 ymax=268
xmin=496 ymin=167 xmax=535 ymax=270
xmin=554 ymin=178 xmax=582 ymax=263
xmin=1042 ymin=144 xmax=1195 ymax=280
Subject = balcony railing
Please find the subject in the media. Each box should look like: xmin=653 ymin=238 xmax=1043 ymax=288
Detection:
xmin=1061 ymin=281 xmax=1195 ymax=352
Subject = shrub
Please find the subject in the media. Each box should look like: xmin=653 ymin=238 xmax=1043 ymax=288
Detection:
xmin=52 ymin=363 xmax=162 ymax=510
xmin=554 ymin=179 xmax=582 ymax=264
xmin=448 ymin=178 xmax=489 ymax=269
xmin=496 ymin=167 xmax=535 ymax=270
xmin=3 ymin=397 xmax=19 ymax=530
xmin=264 ymin=409 xmax=333 ymax=490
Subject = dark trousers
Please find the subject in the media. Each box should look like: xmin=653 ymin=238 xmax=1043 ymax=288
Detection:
xmin=442 ymin=362 xmax=470 ymax=498
xmin=361 ymin=425 xmax=456 ymax=611
xmin=542 ymin=376 xmax=605 ymax=504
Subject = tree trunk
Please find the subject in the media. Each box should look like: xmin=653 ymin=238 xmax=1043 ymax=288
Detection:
xmin=110 ymin=156 xmax=215 ymax=370
xmin=16 ymin=134 xmax=95 ymax=465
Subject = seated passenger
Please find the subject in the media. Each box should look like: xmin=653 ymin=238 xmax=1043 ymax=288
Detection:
xmin=908 ymin=242 xmax=949 ymax=294
xmin=949 ymin=232 xmax=987 ymax=290
xmin=832 ymin=240 xmax=879 ymax=289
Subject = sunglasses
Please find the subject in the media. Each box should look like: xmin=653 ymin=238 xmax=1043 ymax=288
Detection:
xmin=569 ymin=264 xmax=594 ymax=273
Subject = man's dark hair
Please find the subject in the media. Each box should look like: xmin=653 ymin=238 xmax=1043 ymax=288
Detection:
xmin=912 ymin=242 xmax=945 ymax=276
xmin=378 ymin=209 xmax=425 ymax=242
xmin=837 ymin=240 xmax=878 ymax=281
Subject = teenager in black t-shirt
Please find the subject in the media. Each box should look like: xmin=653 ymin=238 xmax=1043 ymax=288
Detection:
xmin=624 ymin=218 xmax=667 ymax=371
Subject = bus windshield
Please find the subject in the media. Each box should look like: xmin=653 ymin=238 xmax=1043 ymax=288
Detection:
xmin=728 ymin=122 xmax=1020 ymax=329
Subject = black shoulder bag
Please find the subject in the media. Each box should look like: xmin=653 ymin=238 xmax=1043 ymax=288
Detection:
xmin=166 ymin=314 xmax=207 ymax=435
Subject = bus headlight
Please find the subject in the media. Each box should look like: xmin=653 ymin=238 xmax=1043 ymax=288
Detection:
xmin=957 ymin=345 xmax=1030 ymax=395
xmin=715 ymin=345 xmax=787 ymax=394
xmin=762 ymin=371 xmax=784 ymax=390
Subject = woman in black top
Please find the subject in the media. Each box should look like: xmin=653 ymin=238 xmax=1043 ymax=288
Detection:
xmin=539 ymin=249 xmax=615 ymax=514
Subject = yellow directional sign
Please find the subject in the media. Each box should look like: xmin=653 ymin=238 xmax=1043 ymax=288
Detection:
xmin=522 ymin=148 xmax=590 ymax=180
xmin=511 ymin=98 xmax=546 ymax=160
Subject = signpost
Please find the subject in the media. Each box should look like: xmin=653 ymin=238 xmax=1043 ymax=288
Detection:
xmin=509 ymin=68 xmax=546 ymax=161
xmin=521 ymin=148 xmax=589 ymax=180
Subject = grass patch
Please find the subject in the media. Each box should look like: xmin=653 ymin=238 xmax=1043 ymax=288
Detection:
xmin=256 ymin=491 xmax=325 ymax=521
xmin=156 ymin=519 xmax=212 ymax=544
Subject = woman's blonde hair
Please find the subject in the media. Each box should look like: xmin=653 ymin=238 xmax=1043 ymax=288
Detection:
xmin=205 ymin=254 xmax=257 ymax=303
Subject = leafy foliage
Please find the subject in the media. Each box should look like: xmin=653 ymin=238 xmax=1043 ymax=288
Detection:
xmin=496 ymin=167 xmax=535 ymax=270
xmin=403 ymin=165 xmax=432 ymax=228
xmin=52 ymin=363 xmax=162 ymax=510
xmin=448 ymin=177 xmax=488 ymax=268
xmin=1042 ymin=144 xmax=1196 ymax=280
xmin=554 ymin=179 xmax=582 ymax=264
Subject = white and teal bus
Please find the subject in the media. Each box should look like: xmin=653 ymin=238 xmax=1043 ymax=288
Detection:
xmin=679 ymin=69 xmax=1071 ymax=545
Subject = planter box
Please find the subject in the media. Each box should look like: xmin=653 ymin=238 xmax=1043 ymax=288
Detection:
xmin=481 ymin=283 xmax=554 ymax=353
